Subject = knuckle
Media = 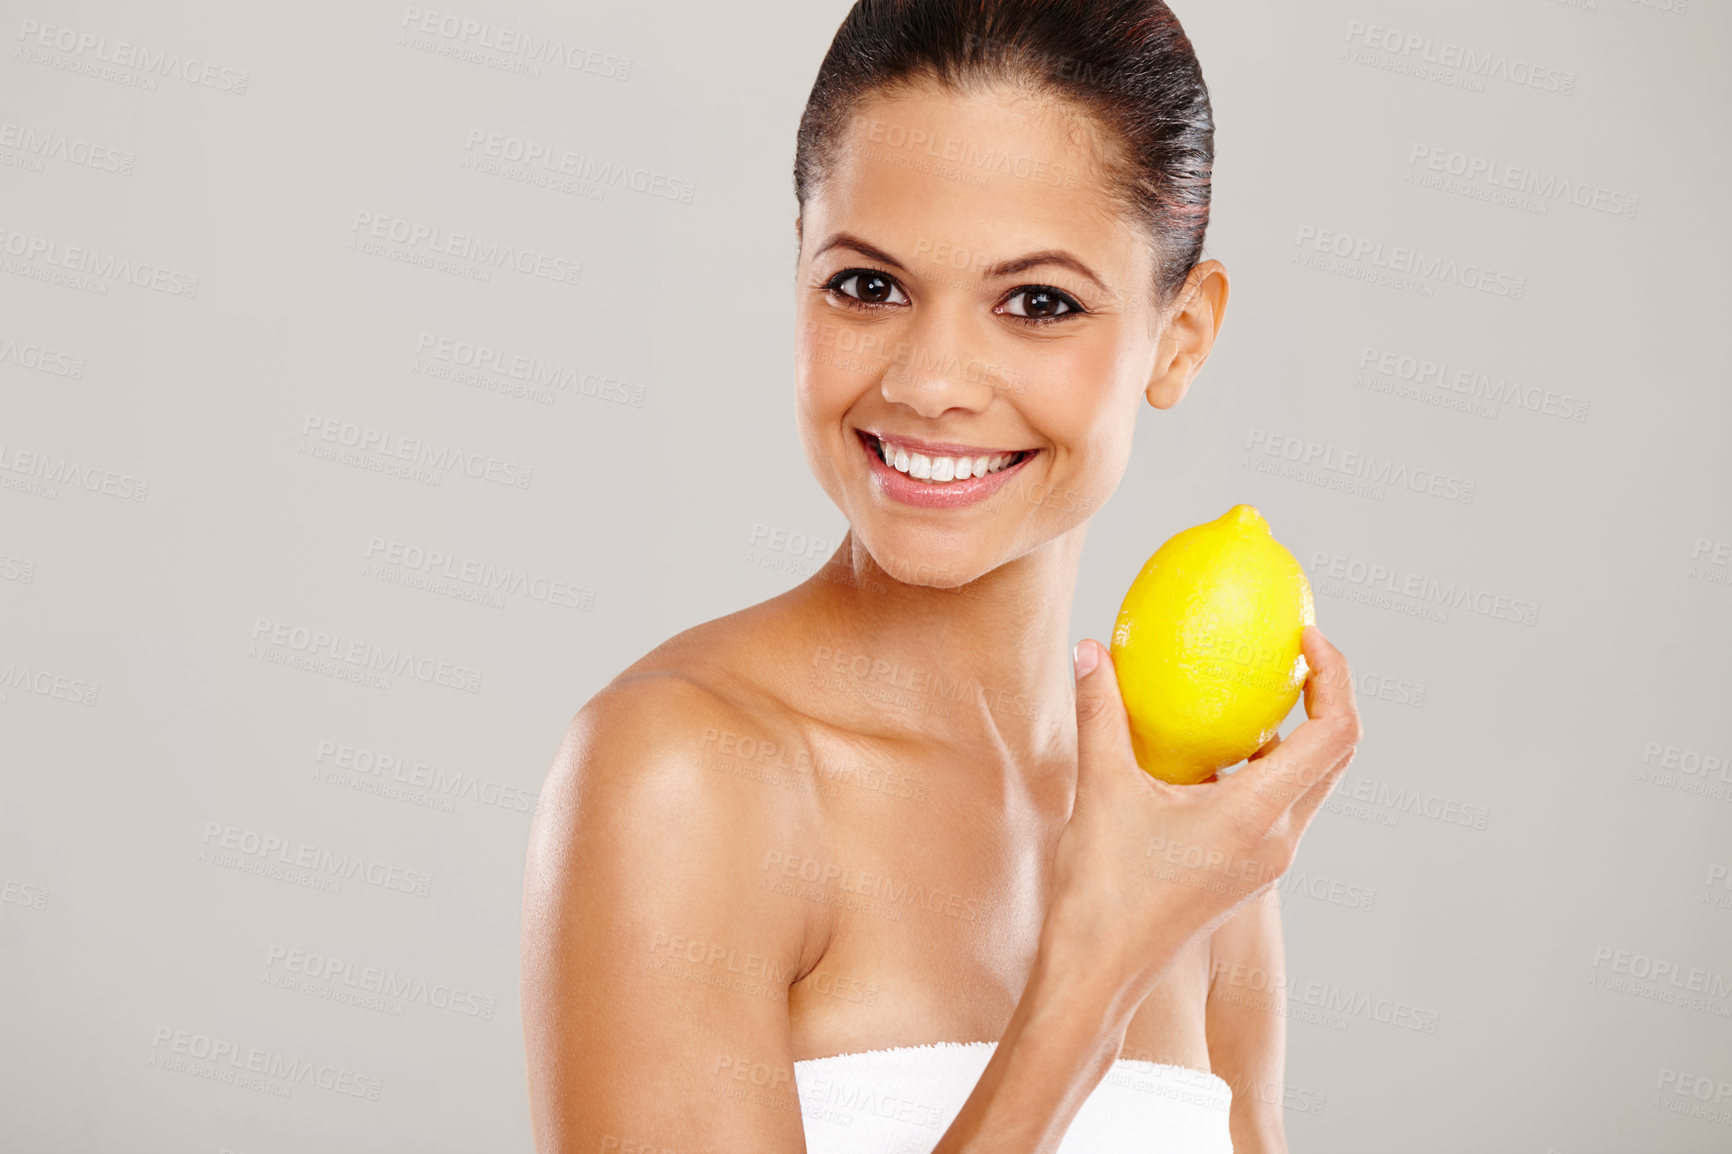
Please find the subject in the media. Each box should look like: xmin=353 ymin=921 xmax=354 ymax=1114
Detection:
xmin=1074 ymin=691 xmax=1113 ymax=727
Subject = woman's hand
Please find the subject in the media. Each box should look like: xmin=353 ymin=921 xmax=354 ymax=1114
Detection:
xmin=1040 ymin=625 xmax=1363 ymax=1007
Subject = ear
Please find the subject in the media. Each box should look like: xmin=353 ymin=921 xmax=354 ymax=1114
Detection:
xmin=1146 ymin=260 xmax=1229 ymax=410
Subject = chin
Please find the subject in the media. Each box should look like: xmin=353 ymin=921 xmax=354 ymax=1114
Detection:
xmin=850 ymin=525 xmax=1007 ymax=592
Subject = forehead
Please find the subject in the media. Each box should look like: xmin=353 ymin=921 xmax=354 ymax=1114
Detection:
xmin=808 ymin=81 xmax=1152 ymax=291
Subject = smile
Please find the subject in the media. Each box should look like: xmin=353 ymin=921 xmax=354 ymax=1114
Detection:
xmin=859 ymin=431 xmax=1034 ymax=484
xmin=855 ymin=429 xmax=1039 ymax=510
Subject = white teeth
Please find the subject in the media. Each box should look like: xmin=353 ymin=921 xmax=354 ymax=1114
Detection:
xmin=874 ymin=437 xmax=1023 ymax=484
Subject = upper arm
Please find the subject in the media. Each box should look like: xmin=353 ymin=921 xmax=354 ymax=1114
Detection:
xmin=1205 ymin=891 xmax=1288 ymax=1154
xmin=521 ymin=676 xmax=817 ymax=1153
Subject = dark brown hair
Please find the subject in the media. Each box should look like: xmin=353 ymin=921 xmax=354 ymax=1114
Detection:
xmin=794 ymin=0 xmax=1215 ymax=308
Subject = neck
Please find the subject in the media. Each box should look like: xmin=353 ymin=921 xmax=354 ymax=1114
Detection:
xmin=797 ymin=528 xmax=1087 ymax=762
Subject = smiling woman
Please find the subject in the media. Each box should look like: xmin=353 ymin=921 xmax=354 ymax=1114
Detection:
xmin=521 ymin=3 xmax=1362 ymax=1153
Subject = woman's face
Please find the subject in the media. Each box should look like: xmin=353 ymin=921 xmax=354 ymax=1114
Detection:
xmin=795 ymin=80 xmax=1192 ymax=588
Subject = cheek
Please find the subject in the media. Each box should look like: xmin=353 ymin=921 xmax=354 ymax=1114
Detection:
xmin=1023 ymin=340 xmax=1128 ymax=441
xmin=798 ymin=313 xmax=895 ymax=382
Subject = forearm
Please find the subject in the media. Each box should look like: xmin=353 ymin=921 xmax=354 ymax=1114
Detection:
xmin=932 ymin=945 xmax=1155 ymax=1153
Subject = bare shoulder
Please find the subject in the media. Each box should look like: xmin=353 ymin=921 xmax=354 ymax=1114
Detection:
xmin=520 ymin=645 xmax=829 ymax=1149
xmin=531 ymin=597 xmax=823 ymax=833
xmin=527 ymin=660 xmax=822 ymax=883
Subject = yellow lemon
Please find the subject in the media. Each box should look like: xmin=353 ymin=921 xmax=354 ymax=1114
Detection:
xmin=1109 ymin=504 xmax=1314 ymax=785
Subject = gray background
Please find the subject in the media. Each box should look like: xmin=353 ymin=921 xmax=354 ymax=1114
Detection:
xmin=2 ymin=0 xmax=1729 ymax=1151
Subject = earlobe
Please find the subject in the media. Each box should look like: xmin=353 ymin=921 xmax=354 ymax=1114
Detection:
xmin=1144 ymin=261 xmax=1229 ymax=412
xmin=1143 ymin=313 xmax=1196 ymax=411
xmin=1145 ymin=365 xmax=1191 ymax=411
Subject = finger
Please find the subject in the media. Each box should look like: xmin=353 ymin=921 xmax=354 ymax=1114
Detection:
xmin=1247 ymin=728 xmax=1282 ymax=762
xmin=1285 ymin=744 xmax=1355 ymax=831
xmin=1299 ymin=624 xmax=1360 ymax=731
xmin=1226 ymin=627 xmax=1362 ymax=809
xmin=1071 ymin=640 xmax=1140 ymax=796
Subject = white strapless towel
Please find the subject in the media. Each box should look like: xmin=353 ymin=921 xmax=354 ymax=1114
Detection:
xmin=794 ymin=1040 xmax=1234 ymax=1153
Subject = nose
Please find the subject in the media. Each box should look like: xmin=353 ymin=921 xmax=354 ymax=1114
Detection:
xmin=877 ymin=300 xmax=1003 ymax=419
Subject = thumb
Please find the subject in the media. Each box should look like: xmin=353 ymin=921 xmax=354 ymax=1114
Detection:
xmin=1072 ymin=640 xmax=1139 ymax=780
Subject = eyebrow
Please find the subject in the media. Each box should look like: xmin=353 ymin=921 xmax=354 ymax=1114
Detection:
xmin=813 ymin=232 xmax=1107 ymax=292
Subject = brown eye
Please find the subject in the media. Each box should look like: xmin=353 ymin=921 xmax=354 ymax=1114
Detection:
xmin=1001 ymin=286 xmax=1080 ymax=320
xmin=830 ymin=270 xmax=908 ymax=306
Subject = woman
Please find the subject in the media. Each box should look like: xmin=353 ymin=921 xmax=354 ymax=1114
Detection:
xmin=522 ymin=2 xmax=1363 ymax=1151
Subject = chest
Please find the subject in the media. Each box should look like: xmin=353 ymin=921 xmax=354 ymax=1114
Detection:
xmin=782 ymin=747 xmax=1213 ymax=1069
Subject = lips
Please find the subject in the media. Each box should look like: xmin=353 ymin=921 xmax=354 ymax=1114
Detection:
xmin=858 ymin=430 xmax=1034 ymax=484
xmin=854 ymin=428 xmax=1039 ymax=510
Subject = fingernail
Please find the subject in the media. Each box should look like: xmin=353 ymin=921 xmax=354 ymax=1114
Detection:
xmin=1073 ymin=640 xmax=1099 ymax=680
